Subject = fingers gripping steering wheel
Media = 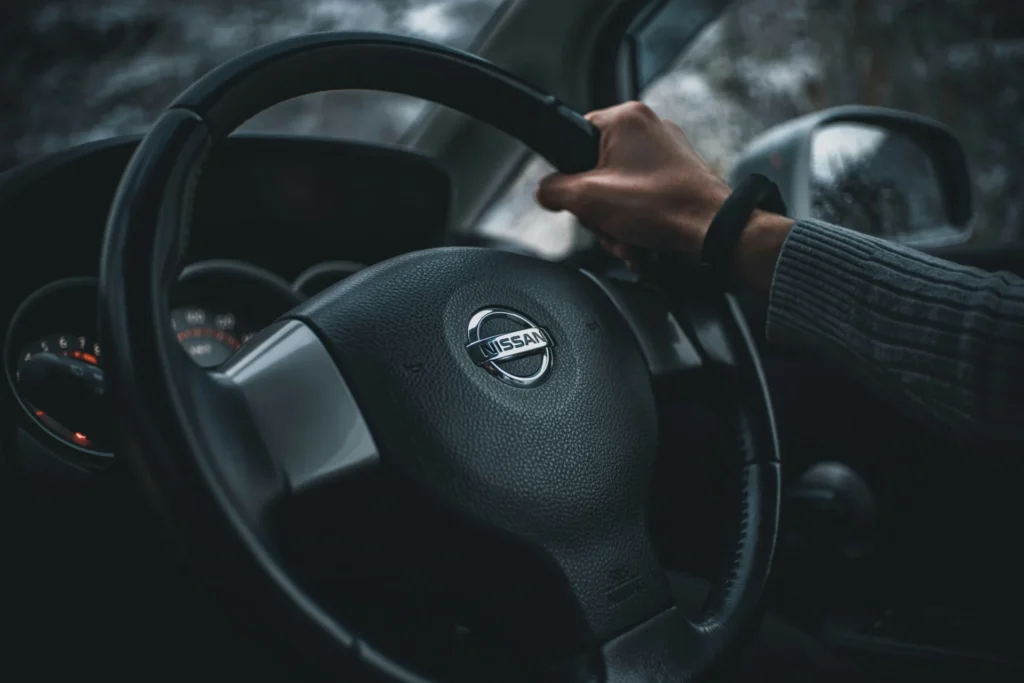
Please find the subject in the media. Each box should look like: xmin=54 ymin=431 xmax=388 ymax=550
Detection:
xmin=99 ymin=33 xmax=779 ymax=682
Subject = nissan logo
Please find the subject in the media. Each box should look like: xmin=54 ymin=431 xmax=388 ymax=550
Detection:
xmin=465 ymin=308 xmax=553 ymax=387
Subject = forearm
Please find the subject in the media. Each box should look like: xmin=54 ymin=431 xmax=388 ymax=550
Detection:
xmin=759 ymin=218 xmax=1024 ymax=447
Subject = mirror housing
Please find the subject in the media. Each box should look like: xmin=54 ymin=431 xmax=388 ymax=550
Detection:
xmin=730 ymin=106 xmax=974 ymax=246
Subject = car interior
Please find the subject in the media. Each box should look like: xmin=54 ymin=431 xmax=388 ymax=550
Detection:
xmin=2 ymin=0 xmax=1023 ymax=681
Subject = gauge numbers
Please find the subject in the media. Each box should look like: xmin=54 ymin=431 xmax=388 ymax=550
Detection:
xmin=19 ymin=333 xmax=100 ymax=369
xmin=170 ymin=306 xmax=255 ymax=368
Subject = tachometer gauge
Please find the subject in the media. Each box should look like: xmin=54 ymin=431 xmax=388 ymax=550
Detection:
xmin=4 ymin=277 xmax=112 ymax=463
xmin=170 ymin=306 xmax=255 ymax=368
xmin=15 ymin=333 xmax=105 ymax=449
xmin=17 ymin=333 xmax=101 ymax=368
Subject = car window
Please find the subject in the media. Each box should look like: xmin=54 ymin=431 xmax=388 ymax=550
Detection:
xmin=1 ymin=0 xmax=507 ymax=171
xmin=481 ymin=0 xmax=1024 ymax=252
xmin=475 ymin=156 xmax=581 ymax=259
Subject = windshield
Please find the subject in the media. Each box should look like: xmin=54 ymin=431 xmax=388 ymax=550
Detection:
xmin=1 ymin=0 xmax=507 ymax=171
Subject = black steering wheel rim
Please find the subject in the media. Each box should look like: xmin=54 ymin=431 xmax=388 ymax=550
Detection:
xmin=99 ymin=32 xmax=779 ymax=682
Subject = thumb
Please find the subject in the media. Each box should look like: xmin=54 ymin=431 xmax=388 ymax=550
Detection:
xmin=535 ymin=172 xmax=583 ymax=212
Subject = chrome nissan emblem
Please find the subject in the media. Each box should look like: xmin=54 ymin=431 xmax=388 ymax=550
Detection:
xmin=465 ymin=308 xmax=553 ymax=387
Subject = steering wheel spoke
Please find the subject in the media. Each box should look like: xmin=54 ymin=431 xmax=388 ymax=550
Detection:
xmin=213 ymin=319 xmax=379 ymax=497
xmin=581 ymin=272 xmax=705 ymax=383
xmin=582 ymin=271 xmax=757 ymax=391
xmin=592 ymin=460 xmax=780 ymax=682
xmin=600 ymin=606 xmax=712 ymax=681
xmin=585 ymin=271 xmax=778 ymax=460
xmin=159 ymin=318 xmax=379 ymax=542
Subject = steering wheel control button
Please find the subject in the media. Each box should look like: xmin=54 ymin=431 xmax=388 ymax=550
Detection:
xmin=465 ymin=308 xmax=553 ymax=387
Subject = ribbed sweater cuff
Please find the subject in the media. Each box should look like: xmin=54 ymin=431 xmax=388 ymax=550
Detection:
xmin=765 ymin=217 xmax=1024 ymax=448
xmin=766 ymin=218 xmax=877 ymax=351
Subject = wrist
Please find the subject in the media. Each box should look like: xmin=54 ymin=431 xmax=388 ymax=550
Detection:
xmin=731 ymin=211 xmax=795 ymax=292
xmin=671 ymin=187 xmax=732 ymax=258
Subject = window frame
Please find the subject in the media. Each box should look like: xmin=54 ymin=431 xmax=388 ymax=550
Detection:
xmin=597 ymin=0 xmax=733 ymax=104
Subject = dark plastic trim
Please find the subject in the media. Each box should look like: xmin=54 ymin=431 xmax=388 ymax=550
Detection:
xmin=590 ymin=0 xmax=658 ymax=107
xmin=176 ymin=259 xmax=303 ymax=307
xmin=291 ymin=261 xmax=367 ymax=299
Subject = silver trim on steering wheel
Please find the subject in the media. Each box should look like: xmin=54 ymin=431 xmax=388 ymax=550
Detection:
xmin=217 ymin=319 xmax=379 ymax=492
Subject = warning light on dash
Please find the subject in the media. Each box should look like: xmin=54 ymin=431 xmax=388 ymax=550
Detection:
xmin=70 ymin=350 xmax=98 ymax=365
xmin=31 ymin=409 xmax=95 ymax=448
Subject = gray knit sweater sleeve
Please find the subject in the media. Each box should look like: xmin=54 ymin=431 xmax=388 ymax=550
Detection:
xmin=767 ymin=218 xmax=1024 ymax=447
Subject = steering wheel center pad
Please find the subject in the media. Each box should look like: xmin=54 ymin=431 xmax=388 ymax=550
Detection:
xmin=290 ymin=246 xmax=672 ymax=641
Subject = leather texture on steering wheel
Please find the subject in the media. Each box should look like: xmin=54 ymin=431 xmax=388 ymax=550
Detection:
xmin=99 ymin=32 xmax=779 ymax=682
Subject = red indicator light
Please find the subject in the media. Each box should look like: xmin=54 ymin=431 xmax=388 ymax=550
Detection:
xmin=70 ymin=350 xmax=98 ymax=365
xmin=73 ymin=432 xmax=89 ymax=443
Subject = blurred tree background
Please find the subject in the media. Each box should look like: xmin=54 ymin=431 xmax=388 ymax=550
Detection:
xmin=644 ymin=0 xmax=1024 ymax=243
xmin=0 ymin=0 xmax=502 ymax=170
xmin=2 ymin=0 xmax=1022 ymax=245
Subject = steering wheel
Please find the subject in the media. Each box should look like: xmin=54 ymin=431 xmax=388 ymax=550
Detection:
xmin=99 ymin=33 xmax=779 ymax=682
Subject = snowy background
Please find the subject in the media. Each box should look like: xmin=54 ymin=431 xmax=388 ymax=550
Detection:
xmin=3 ymin=0 xmax=1023 ymax=254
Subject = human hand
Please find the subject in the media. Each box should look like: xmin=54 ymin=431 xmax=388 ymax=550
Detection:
xmin=535 ymin=101 xmax=793 ymax=289
xmin=535 ymin=101 xmax=731 ymax=268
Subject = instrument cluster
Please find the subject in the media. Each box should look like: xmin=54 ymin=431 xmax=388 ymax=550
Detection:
xmin=4 ymin=259 xmax=366 ymax=464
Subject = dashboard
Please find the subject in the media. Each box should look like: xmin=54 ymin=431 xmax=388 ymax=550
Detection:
xmin=4 ymin=259 xmax=366 ymax=461
xmin=0 ymin=133 xmax=452 ymax=468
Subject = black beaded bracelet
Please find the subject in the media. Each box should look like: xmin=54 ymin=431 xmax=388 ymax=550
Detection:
xmin=700 ymin=173 xmax=787 ymax=284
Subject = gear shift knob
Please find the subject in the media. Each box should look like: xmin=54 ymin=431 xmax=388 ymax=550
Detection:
xmin=787 ymin=461 xmax=876 ymax=560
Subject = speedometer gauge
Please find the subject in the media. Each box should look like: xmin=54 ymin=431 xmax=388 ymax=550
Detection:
xmin=171 ymin=260 xmax=302 ymax=368
xmin=171 ymin=306 xmax=255 ymax=368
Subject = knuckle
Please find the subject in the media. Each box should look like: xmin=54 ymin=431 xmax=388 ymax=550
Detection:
xmin=620 ymin=101 xmax=657 ymax=123
xmin=535 ymin=175 xmax=566 ymax=207
xmin=538 ymin=175 xmax=591 ymax=211
xmin=572 ymin=175 xmax=603 ymax=201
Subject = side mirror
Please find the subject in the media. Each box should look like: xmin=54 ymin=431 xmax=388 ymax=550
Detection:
xmin=730 ymin=106 xmax=973 ymax=246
